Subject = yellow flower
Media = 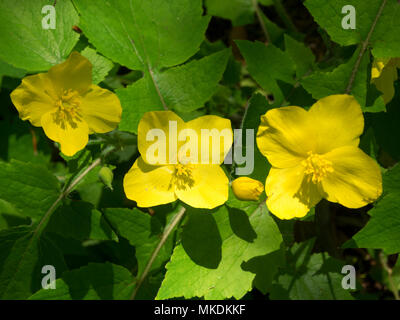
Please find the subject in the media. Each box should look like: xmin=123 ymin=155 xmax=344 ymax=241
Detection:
xmin=231 ymin=177 xmax=264 ymax=201
xmin=371 ymin=58 xmax=400 ymax=104
xmin=10 ymin=52 xmax=122 ymax=156
xmin=123 ymin=111 xmax=233 ymax=209
xmin=256 ymin=94 xmax=382 ymax=220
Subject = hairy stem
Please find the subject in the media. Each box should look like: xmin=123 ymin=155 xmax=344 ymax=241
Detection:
xmin=345 ymin=0 xmax=387 ymax=94
xmin=148 ymin=67 xmax=168 ymax=110
xmin=379 ymin=252 xmax=400 ymax=300
xmin=130 ymin=206 xmax=186 ymax=300
xmin=35 ymin=148 xmax=113 ymax=236
xmin=272 ymin=0 xmax=297 ymax=33
xmin=252 ymin=0 xmax=270 ymax=44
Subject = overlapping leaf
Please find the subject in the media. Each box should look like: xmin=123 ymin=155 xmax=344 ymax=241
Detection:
xmin=305 ymin=0 xmax=400 ymax=58
xmin=29 ymin=263 xmax=134 ymax=300
xmin=0 ymin=0 xmax=79 ymax=71
xmin=0 ymin=160 xmax=60 ymax=221
xmin=156 ymin=204 xmax=282 ymax=299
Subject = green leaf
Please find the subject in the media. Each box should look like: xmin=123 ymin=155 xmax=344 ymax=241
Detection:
xmin=0 ymin=160 xmax=60 ymax=221
xmin=0 ymin=59 xmax=25 ymax=87
xmin=383 ymin=164 xmax=400 ymax=195
xmin=239 ymin=93 xmax=271 ymax=182
xmin=205 ymin=0 xmax=255 ymax=26
xmin=345 ymin=193 xmax=400 ymax=254
xmin=301 ymin=48 xmax=367 ymax=104
xmin=301 ymin=48 xmax=384 ymax=112
xmin=0 ymin=226 xmax=67 ymax=299
xmin=0 ymin=59 xmax=25 ymax=78
xmin=104 ymin=208 xmax=175 ymax=276
xmin=305 ymin=0 xmax=400 ymax=58
xmin=236 ymin=40 xmax=295 ymax=103
xmin=156 ymin=204 xmax=282 ymax=299
xmin=370 ymin=90 xmax=400 ymax=160
xmin=117 ymin=49 xmax=230 ymax=133
xmin=81 ymin=47 xmax=113 ymax=84
xmin=205 ymin=0 xmax=274 ymax=26
xmin=241 ymin=248 xmax=285 ymax=294
xmin=258 ymin=0 xmax=273 ymax=5
xmin=284 ymin=35 xmax=315 ymax=78
xmin=29 ymin=262 xmax=134 ymax=300
xmin=0 ymin=119 xmax=51 ymax=164
xmin=270 ymin=240 xmax=354 ymax=300
xmin=45 ymin=201 xmax=117 ymax=242
xmin=73 ymin=0 xmax=209 ymax=70
xmin=116 ymin=73 xmax=163 ymax=134
xmin=0 ymin=199 xmax=30 ymax=231
xmin=0 ymin=0 xmax=79 ymax=71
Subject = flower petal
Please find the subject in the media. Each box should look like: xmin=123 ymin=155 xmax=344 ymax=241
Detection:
xmin=10 ymin=73 xmax=57 ymax=126
xmin=322 ymin=146 xmax=382 ymax=208
xmin=175 ymin=165 xmax=229 ymax=209
xmin=186 ymin=115 xmax=233 ymax=164
xmin=308 ymin=94 xmax=364 ymax=153
xmin=80 ymin=85 xmax=122 ymax=134
xmin=257 ymin=106 xmax=315 ymax=168
xmin=123 ymin=157 xmax=177 ymax=207
xmin=265 ymin=166 xmax=322 ymax=220
xmin=41 ymin=110 xmax=89 ymax=156
xmin=138 ymin=111 xmax=185 ymax=165
xmin=371 ymin=58 xmax=390 ymax=79
xmin=48 ymin=52 xmax=92 ymax=95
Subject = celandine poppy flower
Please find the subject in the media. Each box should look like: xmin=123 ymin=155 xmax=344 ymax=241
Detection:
xmin=123 ymin=111 xmax=233 ymax=209
xmin=10 ymin=52 xmax=122 ymax=156
xmin=256 ymin=94 xmax=382 ymax=220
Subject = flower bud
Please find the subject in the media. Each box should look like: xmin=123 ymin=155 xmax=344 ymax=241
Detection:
xmin=99 ymin=166 xmax=114 ymax=190
xmin=231 ymin=177 xmax=264 ymax=201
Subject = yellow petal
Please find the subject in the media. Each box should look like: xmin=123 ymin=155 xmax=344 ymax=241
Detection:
xmin=308 ymin=94 xmax=364 ymax=153
xmin=371 ymin=58 xmax=390 ymax=79
xmin=123 ymin=157 xmax=177 ymax=207
xmin=175 ymin=165 xmax=229 ymax=209
xmin=231 ymin=177 xmax=264 ymax=201
xmin=186 ymin=115 xmax=233 ymax=164
xmin=322 ymin=146 xmax=382 ymax=209
xmin=138 ymin=111 xmax=185 ymax=165
xmin=80 ymin=84 xmax=122 ymax=134
xmin=41 ymin=110 xmax=89 ymax=156
xmin=257 ymin=106 xmax=315 ymax=168
xmin=48 ymin=52 xmax=92 ymax=95
xmin=265 ymin=166 xmax=322 ymax=220
xmin=10 ymin=73 xmax=57 ymax=126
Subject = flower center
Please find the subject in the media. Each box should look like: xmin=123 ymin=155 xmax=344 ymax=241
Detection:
xmin=301 ymin=151 xmax=333 ymax=183
xmin=172 ymin=163 xmax=195 ymax=190
xmin=53 ymin=89 xmax=82 ymax=128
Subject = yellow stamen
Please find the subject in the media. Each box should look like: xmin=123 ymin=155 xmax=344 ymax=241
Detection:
xmin=53 ymin=89 xmax=82 ymax=128
xmin=301 ymin=151 xmax=333 ymax=183
xmin=172 ymin=163 xmax=195 ymax=190
xmin=56 ymin=89 xmax=81 ymax=120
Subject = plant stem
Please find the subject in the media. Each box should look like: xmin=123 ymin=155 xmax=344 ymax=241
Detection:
xmin=345 ymin=0 xmax=387 ymax=94
xmin=130 ymin=206 xmax=187 ymax=300
xmin=379 ymin=252 xmax=400 ymax=300
xmin=252 ymin=0 xmax=270 ymax=44
xmin=272 ymin=0 xmax=297 ymax=33
xmin=35 ymin=148 xmax=113 ymax=236
xmin=315 ymin=200 xmax=340 ymax=258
